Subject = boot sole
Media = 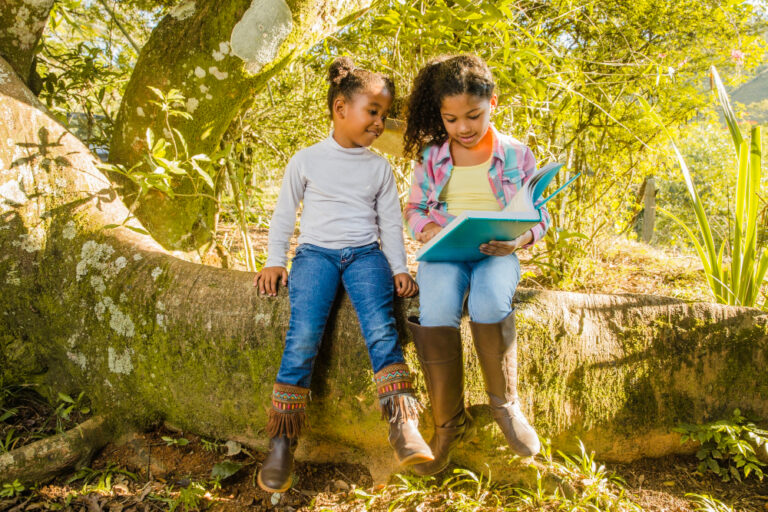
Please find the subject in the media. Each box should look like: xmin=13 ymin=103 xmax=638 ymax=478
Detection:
xmin=411 ymin=458 xmax=450 ymax=476
xmin=257 ymin=471 xmax=293 ymax=493
xmin=398 ymin=452 xmax=435 ymax=466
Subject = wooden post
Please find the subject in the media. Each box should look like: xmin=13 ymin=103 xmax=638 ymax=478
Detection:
xmin=642 ymin=176 xmax=656 ymax=243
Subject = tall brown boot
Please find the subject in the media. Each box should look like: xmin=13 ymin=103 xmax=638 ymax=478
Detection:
xmin=257 ymin=383 xmax=309 ymax=493
xmin=470 ymin=310 xmax=540 ymax=457
xmin=407 ymin=318 xmax=473 ymax=476
xmin=375 ymin=363 xmax=434 ymax=466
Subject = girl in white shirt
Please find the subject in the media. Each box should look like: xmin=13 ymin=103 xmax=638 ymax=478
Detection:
xmin=253 ymin=57 xmax=432 ymax=493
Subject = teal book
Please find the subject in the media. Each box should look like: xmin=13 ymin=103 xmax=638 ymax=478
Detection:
xmin=416 ymin=162 xmax=576 ymax=262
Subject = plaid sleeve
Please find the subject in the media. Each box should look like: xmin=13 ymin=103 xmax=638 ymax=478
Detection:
xmin=404 ymin=155 xmax=433 ymax=239
xmin=520 ymin=146 xmax=551 ymax=249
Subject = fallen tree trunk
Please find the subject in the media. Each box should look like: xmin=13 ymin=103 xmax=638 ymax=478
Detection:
xmin=0 ymin=417 xmax=112 ymax=484
xmin=1 ymin=56 xmax=767 ymax=484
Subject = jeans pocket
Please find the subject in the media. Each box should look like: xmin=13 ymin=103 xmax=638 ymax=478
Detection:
xmin=293 ymin=245 xmax=308 ymax=259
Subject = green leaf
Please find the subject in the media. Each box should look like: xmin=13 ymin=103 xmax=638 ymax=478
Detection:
xmin=211 ymin=461 xmax=243 ymax=480
xmin=124 ymin=225 xmax=150 ymax=236
xmin=190 ymin=161 xmax=215 ymax=191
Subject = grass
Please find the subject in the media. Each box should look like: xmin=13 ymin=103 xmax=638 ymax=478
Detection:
xmin=336 ymin=440 xmax=642 ymax=512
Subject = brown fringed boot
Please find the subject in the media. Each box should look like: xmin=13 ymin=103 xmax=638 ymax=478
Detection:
xmin=375 ymin=363 xmax=434 ymax=466
xmin=470 ymin=310 xmax=540 ymax=457
xmin=257 ymin=383 xmax=309 ymax=493
xmin=407 ymin=318 xmax=473 ymax=476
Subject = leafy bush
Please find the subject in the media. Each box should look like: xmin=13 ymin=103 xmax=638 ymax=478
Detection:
xmin=674 ymin=409 xmax=768 ymax=482
xmin=642 ymin=67 xmax=768 ymax=309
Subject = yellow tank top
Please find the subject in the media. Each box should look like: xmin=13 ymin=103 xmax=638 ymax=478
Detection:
xmin=440 ymin=158 xmax=500 ymax=216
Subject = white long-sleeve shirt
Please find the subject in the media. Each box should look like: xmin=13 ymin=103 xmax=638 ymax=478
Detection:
xmin=264 ymin=135 xmax=408 ymax=275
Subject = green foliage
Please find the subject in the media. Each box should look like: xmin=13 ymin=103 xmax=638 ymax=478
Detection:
xmin=249 ymin=0 xmax=765 ymax=284
xmin=674 ymin=409 xmax=768 ymax=482
xmin=161 ymin=435 xmax=189 ymax=447
xmin=210 ymin=461 xmax=243 ymax=486
xmin=643 ymin=67 xmax=768 ymax=309
xmin=35 ymin=0 xmax=767 ymax=280
xmin=66 ymin=463 xmax=137 ymax=493
xmin=38 ymin=0 xmax=157 ymax=149
xmin=102 ymin=87 xmax=219 ymax=199
xmin=686 ymin=493 xmax=736 ymax=512
xmin=530 ymin=440 xmax=641 ymax=512
xmin=54 ymin=391 xmax=90 ymax=433
xmin=0 ymin=480 xmax=25 ymax=499
xmin=156 ymin=481 xmax=208 ymax=512
xmin=200 ymin=437 xmax=223 ymax=453
xmin=0 ymin=428 xmax=21 ymax=454
xmin=350 ymin=440 xmax=640 ymax=511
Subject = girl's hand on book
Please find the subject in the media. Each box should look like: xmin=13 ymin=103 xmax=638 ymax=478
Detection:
xmin=394 ymin=273 xmax=418 ymax=297
xmin=254 ymin=266 xmax=288 ymax=296
xmin=480 ymin=231 xmax=533 ymax=256
xmin=416 ymin=222 xmax=442 ymax=243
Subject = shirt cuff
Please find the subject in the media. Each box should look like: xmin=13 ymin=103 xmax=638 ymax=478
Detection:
xmin=264 ymin=254 xmax=287 ymax=268
xmin=411 ymin=216 xmax=432 ymax=236
xmin=521 ymin=225 xmax=544 ymax=250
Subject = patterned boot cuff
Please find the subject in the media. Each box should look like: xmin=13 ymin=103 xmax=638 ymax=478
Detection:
xmin=374 ymin=363 xmax=415 ymax=398
xmin=266 ymin=383 xmax=309 ymax=439
xmin=375 ymin=363 xmax=422 ymax=424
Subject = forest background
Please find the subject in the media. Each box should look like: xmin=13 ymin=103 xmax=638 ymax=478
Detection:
xmin=37 ymin=0 xmax=768 ymax=306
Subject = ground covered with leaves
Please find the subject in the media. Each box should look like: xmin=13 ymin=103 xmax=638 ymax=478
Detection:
xmin=2 ymin=417 xmax=767 ymax=511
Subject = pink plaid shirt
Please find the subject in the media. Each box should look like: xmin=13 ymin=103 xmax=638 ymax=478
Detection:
xmin=404 ymin=126 xmax=550 ymax=248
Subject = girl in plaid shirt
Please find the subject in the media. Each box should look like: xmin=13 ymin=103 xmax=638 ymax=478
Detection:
xmin=402 ymin=54 xmax=549 ymax=475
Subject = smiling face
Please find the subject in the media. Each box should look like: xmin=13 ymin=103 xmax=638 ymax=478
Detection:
xmin=332 ymin=82 xmax=393 ymax=148
xmin=439 ymin=93 xmax=497 ymax=150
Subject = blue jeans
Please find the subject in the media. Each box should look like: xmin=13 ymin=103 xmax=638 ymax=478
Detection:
xmin=276 ymin=243 xmax=404 ymax=388
xmin=416 ymin=253 xmax=520 ymax=328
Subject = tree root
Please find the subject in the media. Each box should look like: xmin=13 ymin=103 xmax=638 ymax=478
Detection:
xmin=0 ymin=416 xmax=113 ymax=485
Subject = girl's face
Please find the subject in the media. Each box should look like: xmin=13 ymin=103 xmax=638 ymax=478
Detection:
xmin=332 ymin=83 xmax=392 ymax=148
xmin=439 ymin=93 xmax=497 ymax=150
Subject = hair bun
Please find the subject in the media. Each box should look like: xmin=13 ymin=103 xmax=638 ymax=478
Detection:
xmin=328 ymin=57 xmax=355 ymax=85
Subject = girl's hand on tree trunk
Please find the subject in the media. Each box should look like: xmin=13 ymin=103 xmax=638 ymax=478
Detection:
xmin=394 ymin=273 xmax=418 ymax=297
xmin=254 ymin=266 xmax=288 ymax=296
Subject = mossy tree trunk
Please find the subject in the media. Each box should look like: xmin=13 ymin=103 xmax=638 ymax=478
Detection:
xmin=2 ymin=57 xmax=768 ymax=484
xmin=0 ymin=0 xmax=54 ymax=87
xmin=108 ymin=0 xmax=371 ymax=251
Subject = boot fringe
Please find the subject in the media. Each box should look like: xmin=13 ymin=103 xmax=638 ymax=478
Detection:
xmin=379 ymin=393 xmax=424 ymax=424
xmin=266 ymin=407 xmax=306 ymax=439
xmin=267 ymin=383 xmax=309 ymax=439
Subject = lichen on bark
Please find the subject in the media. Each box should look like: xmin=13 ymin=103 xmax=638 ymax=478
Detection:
xmin=0 ymin=0 xmax=55 ymax=86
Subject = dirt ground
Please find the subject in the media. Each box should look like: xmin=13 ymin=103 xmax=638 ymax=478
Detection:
xmin=2 ymin=424 xmax=768 ymax=511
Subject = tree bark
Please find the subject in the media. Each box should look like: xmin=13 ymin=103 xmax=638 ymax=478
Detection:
xmin=108 ymin=0 xmax=371 ymax=251
xmin=2 ymin=58 xmax=768 ymax=484
xmin=0 ymin=0 xmax=55 ymax=87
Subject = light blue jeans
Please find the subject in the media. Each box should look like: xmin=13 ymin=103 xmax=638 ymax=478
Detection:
xmin=276 ymin=243 xmax=404 ymax=388
xmin=416 ymin=253 xmax=520 ymax=328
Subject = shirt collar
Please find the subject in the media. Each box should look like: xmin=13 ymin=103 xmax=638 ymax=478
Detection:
xmin=433 ymin=125 xmax=505 ymax=166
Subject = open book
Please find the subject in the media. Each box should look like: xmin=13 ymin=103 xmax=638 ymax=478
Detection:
xmin=416 ymin=162 xmax=577 ymax=262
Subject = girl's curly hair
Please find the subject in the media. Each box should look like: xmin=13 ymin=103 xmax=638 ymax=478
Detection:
xmin=326 ymin=57 xmax=395 ymax=118
xmin=403 ymin=55 xmax=495 ymax=160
